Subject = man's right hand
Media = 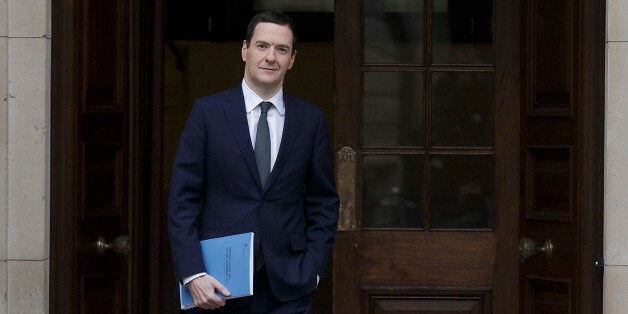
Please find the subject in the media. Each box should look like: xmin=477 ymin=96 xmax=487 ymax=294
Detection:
xmin=186 ymin=275 xmax=231 ymax=310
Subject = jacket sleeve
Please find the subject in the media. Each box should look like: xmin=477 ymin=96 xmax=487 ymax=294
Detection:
xmin=167 ymin=100 xmax=208 ymax=282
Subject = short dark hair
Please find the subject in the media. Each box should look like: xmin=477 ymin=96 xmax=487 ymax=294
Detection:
xmin=245 ymin=11 xmax=297 ymax=54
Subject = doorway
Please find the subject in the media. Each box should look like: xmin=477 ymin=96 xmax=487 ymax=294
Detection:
xmin=50 ymin=0 xmax=604 ymax=312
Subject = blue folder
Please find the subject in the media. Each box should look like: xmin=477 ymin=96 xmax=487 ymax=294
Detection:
xmin=179 ymin=232 xmax=254 ymax=310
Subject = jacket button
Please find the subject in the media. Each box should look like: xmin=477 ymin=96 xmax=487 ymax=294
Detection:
xmin=260 ymin=201 xmax=266 ymax=206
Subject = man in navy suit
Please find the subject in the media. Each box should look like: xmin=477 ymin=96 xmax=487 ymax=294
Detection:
xmin=168 ymin=11 xmax=339 ymax=313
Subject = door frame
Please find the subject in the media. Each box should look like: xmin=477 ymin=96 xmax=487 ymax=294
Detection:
xmin=50 ymin=0 xmax=79 ymax=311
xmin=575 ymin=0 xmax=605 ymax=312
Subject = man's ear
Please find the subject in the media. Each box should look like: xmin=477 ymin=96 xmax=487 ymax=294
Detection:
xmin=241 ymin=40 xmax=248 ymax=62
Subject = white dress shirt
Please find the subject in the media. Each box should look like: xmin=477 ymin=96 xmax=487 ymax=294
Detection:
xmin=182 ymin=80 xmax=285 ymax=286
xmin=242 ymin=79 xmax=285 ymax=170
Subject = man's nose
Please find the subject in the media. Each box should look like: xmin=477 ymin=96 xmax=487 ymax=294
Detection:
xmin=265 ymin=48 xmax=276 ymax=62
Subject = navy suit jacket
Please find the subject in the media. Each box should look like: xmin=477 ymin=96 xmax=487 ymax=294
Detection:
xmin=168 ymin=86 xmax=339 ymax=301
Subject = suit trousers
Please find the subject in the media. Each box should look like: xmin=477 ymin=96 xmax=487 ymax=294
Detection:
xmin=183 ymin=267 xmax=312 ymax=314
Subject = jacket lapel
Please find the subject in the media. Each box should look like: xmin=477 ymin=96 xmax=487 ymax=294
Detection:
xmin=222 ymin=87 xmax=263 ymax=190
xmin=264 ymin=92 xmax=304 ymax=191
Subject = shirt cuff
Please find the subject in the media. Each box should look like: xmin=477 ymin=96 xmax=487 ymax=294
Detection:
xmin=182 ymin=272 xmax=207 ymax=285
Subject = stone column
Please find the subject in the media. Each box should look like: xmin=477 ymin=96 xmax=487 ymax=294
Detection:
xmin=2 ymin=0 xmax=50 ymax=312
xmin=604 ymin=0 xmax=628 ymax=313
xmin=0 ymin=0 xmax=7 ymax=310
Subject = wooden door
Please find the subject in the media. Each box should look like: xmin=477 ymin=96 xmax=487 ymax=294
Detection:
xmin=518 ymin=0 xmax=604 ymax=312
xmin=333 ymin=0 xmax=520 ymax=312
xmin=332 ymin=0 xmax=603 ymax=313
xmin=50 ymin=0 xmax=161 ymax=312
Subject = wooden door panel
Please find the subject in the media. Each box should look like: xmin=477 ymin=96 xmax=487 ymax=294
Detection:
xmin=524 ymin=277 xmax=571 ymax=314
xmin=358 ymin=232 xmax=495 ymax=286
xmin=363 ymin=288 xmax=491 ymax=314
xmin=80 ymin=274 xmax=126 ymax=313
xmin=525 ymin=147 xmax=571 ymax=222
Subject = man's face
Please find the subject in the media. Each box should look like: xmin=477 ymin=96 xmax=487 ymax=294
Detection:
xmin=242 ymin=22 xmax=296 ymax=96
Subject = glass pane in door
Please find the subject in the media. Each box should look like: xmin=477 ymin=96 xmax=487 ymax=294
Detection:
xmin=363 ymin=155 xmax=424 ymax=228
xmin=431 ymin=72 xmax=493 ymax=147
xmin=363 ymin=72 xmax=424 ymax=147
xmin=432 ymin=0 xmax=493 ymax=64
xmin=364 ymin=0 xmax=424 ymax=64
xmin=430 ymin=155 xmax=492 ymax=228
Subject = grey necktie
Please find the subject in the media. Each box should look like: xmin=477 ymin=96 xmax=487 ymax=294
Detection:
xmin=255 ymin=101 xmax=272 ymax=188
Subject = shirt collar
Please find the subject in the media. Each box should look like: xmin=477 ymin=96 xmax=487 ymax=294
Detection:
xmin=242 ymin=80 xmax=286 ymax=116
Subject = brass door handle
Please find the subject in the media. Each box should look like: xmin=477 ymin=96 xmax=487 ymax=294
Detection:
xmin=95 ymin=235 xmax=130 ymax=259
xmin=519 ymin=237 xmax=554 ymax=262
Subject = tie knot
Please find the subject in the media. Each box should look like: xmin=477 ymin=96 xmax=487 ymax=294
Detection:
xmin=260 ymin=101 xmax=272 ymax=115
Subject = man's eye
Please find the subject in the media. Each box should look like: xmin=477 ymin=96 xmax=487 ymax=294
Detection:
xmin=257 ymin=44 xmax=267 ymax=49
xmin=277 ymin=48 xmax=288 ymax=54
